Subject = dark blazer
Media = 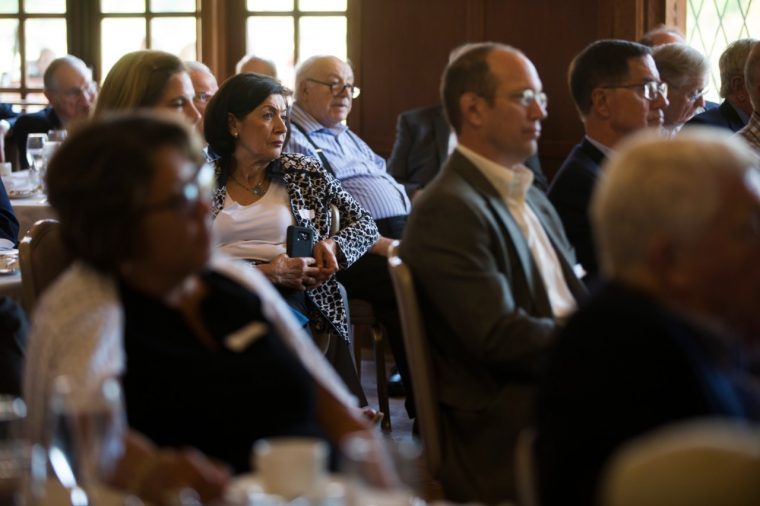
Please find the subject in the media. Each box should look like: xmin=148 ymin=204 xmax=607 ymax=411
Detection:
xmin=10 ymin=107 xmax=61 ymax=169
xmin=536 ymin=281 xmax=759 ymax=506
xmin=0 ymin=104 xmax=19 ymax=124
xmin=0 ymin=180 xmax=19 ymax=245
xmin=685 ymin=99 xmax=747 ymax=132
xmin=548 ymin=138 xmax=605 ymax=282
xmin=401 ymin=150 xmax=586 ymax=504
xmin=388 ymin=105 xmax=549 ymax=197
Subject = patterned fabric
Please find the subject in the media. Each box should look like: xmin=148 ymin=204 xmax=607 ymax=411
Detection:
xmin=212 ymin=153 xmax=379 ymax=342
xmin=286 ymin=103 xmax=411 ymax=220
xmin=737 ymin=111 xmax=760 ymax=153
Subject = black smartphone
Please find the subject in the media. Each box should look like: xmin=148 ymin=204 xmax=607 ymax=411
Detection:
xmin=286 ymin=225 xmax=315 ymax=257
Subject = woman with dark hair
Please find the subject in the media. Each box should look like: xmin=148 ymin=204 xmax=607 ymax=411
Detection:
xmin=204 ymin=73 xmax=378 ymax=403
xmin=23 ymin=112 xmax=375 ymax=502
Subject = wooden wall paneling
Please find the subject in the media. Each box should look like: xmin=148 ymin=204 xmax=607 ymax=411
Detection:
xmin=355 ymin=0 xmax=483 ymax=158
xmin=482 ymin=0 xmax=600 ymax=179
xmin=200 ymin=0 xmax=237 ymax=80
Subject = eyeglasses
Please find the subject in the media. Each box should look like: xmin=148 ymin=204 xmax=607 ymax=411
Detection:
xmin=601 ymin=81 xmax=668 ymax=101
xmin=684 ymin=87 xmax=708 ymax=102
xmin=193 ymin=91 xmax=214 ymax=105
xmin=140 ymin=163 xmax=215 ymax=215
xmin=306 ymin=78 xmax=361 ymax=99
xmin=54 ymin=81 xmax=97 ymax=100
xmin=509 ymin=89 xmax=548 ymax=109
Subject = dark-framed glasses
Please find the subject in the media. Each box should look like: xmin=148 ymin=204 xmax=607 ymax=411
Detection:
xmin=510 ymin=89 xmax=548 ymax=109
xmin=140 ymin=163 xmax=215 ymax=215
xmin=601 ymin=80 xmax=668 ymax=101
xmin=306 ymin=78 xmax=361 ymax=99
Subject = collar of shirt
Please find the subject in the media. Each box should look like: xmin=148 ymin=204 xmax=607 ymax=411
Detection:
xmin=728 ymin=99 xmax=750 ymax=124
xmin=456 ymin=143 xmax=534 ymax=205
xmin=291 ymin=102 xmax=348 ymax=137
xmin=585 ymin=135 xmax=614 ymax=157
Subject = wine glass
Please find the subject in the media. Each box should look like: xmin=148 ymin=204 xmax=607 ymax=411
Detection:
xmin=0 ymin=397 xmax=30 ymax=506
xmin=26 ymin=134 xmax=48 ymax=189
xmin=47 ymin=376 xmax=126 ymax=505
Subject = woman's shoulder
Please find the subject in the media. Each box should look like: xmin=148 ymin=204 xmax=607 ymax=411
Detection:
xmin=277 ymin=153 xmax=324 ymax=173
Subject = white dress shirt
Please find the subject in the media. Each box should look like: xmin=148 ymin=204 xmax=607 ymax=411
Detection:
xmin=457 ymin=144 xmax=577 ymax=318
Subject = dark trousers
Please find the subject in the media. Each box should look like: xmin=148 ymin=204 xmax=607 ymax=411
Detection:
xmin=337 ymin=215 xmax=416 ymax=418
xmin=277 ymin=286 xmax=368 ymax=406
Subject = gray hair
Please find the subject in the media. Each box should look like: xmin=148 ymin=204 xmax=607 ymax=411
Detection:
xmin=294 ymin=55 xmax=353 ymax=102
xmin=43 ymin=55 xmax=91 ymax=91
xmin=235 ymin=54 xmax=277 ymax=77
xmin=745 ymin=41 xmax=760 ymax=109
xmin=652 ymin=43 xmax=710 ymax=89
xmin=184 ymin=60 xmax=213 ymax=76
xmin=719 ymin=39 xmax=757 ymax=98
xmin=591 ymin=127 xmax=759 ymax=279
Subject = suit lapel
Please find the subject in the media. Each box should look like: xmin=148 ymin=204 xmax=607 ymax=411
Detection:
xmin=433 ymin=107 xmax=452 ymax=167
xmin=525 ymin=188 xmax=587 ymax=299
xmin=719 ymin=100 xmax=746 ymax=132
xmin=449 ymin=152 xmax=545 ymax=307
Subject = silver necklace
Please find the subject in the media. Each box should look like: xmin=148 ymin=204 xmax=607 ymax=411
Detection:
xmin=232 ymin=174 xmax=267 ymax=196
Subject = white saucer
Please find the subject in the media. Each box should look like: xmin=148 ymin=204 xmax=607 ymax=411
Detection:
xmin=226 ymin=473 xmax=348 ymax=505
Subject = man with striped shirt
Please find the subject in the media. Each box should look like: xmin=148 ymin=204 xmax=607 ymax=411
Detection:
xmin=286 ymin=55 xmax=414 ymax=412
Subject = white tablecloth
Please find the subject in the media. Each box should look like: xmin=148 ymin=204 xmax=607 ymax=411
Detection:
xmin=4 ymin=170 xmax=57 ymax=241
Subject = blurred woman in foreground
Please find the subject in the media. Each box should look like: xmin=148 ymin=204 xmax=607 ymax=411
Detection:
xmin=23 ymin=112 xmax=375 ymax=503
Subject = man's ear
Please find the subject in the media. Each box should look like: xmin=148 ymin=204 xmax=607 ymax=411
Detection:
xmin=459 ymin=92 xmax=484 ymax=129
xmin=591 ymin=88 xmax=611 ymax=118
xmin=43 ymin=89 xmax=55 ymax=106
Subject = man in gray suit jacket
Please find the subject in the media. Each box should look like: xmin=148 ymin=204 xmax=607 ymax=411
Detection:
xmin=400 ymin=42 xmax=586 ymax=504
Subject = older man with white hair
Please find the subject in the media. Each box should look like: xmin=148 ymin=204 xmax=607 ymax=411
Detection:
xmin=537 ymin=128 xmax=760 ymax=506
xmin=738 ymin=40 xmax=760 ymax=151
xmin=688 ymin=38 xmax=757 ymax=131
xmin=11 ymin=55 xmax=95 ymax=169
xmin=653 ymin=42 xmax=710 ymax=134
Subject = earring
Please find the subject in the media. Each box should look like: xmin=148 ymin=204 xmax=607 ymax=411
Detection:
xmin=232 ymin=132 xmax=239 ymax=139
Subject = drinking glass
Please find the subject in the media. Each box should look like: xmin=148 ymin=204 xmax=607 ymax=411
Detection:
xmin=25 ymin=134 xmax=47 ymax=189
xmin=0 ymin=396 xmax=31 ymax=505
xmin=47 ymin=376 xmax=127 ymax=505
xmin=340 ymin=432 xmax=422 ymax=506
xmin=46 ymin=130 xmax=67 ymax=142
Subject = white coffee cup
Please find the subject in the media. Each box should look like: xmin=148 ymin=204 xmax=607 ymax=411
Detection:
xmin=252 ymin=437 xmax=328 ymax=499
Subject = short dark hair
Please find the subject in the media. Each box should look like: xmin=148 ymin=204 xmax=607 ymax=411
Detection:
xmin=441 ymin=42 xmax=512 ymax=135
xmin=46 ymin=112 xmax=204 ymax=273
xmin=204 ymin=72 xmax=291 ymax=175
xmin=569 ymin=39 xmax=652 ymax=116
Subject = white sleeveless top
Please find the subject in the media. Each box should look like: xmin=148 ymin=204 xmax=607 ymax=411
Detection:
xmin=213 ymin=181 xmax=295 ymax=262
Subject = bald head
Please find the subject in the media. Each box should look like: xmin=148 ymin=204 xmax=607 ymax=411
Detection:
xmin=295 ymin=55 xmax=356 ymax=127
xmin=236 ymin=55 xmax=277 ymax=77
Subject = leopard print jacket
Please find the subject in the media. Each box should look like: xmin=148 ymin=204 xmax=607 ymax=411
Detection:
xmin=211 ymin=153 xmax=379 ymax=342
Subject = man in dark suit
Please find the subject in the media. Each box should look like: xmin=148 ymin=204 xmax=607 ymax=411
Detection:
xmin=388 ymin=104 xmax=549 ymax=200
xmin=548 ymin=40 xmax=668 ymax=283
xmin=537 ymin=129 xmax=760 ymax=506
xmin=687 ymin=38 xmax=756 ymax=132
xmin=10 ymin=55 xmax=95 ymax=169
xmin=401 ymin=42 xmax=586 ymax=504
